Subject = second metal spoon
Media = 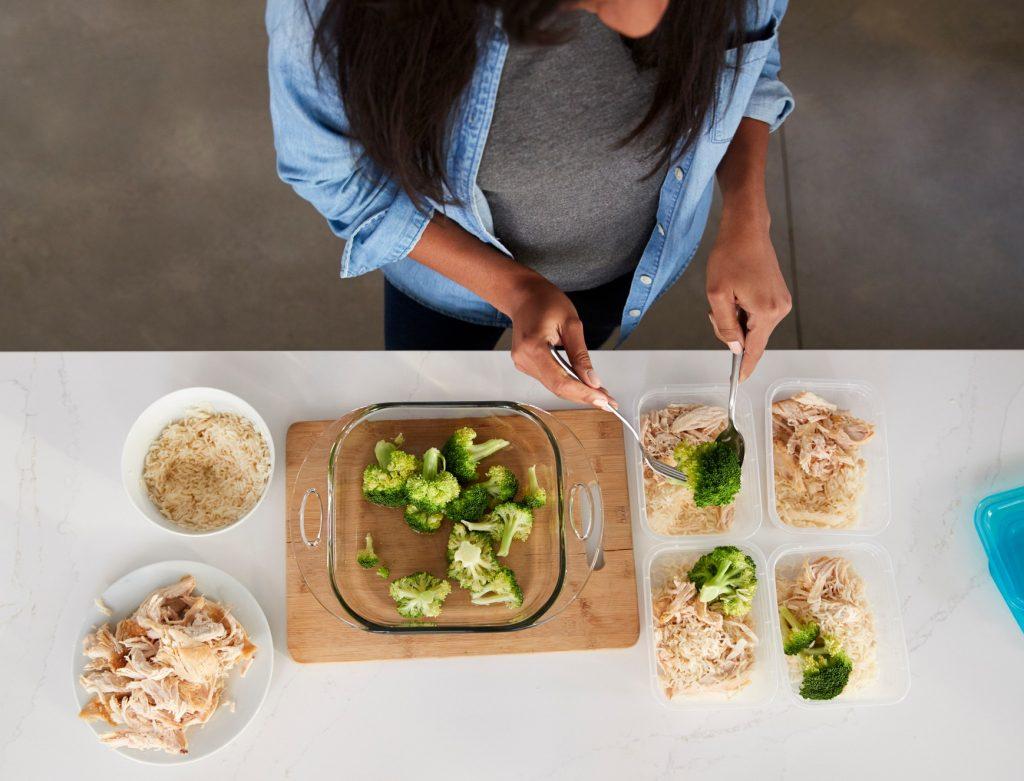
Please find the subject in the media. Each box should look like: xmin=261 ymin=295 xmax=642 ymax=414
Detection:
xmin=548 ymin=346 xmax=689 ymax=483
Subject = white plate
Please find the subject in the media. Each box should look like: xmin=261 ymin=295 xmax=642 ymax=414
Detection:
xmin=121 ymin=387 xmax=275 ymax=537
xmin=71 ymin=560 xmax=273 ymax=764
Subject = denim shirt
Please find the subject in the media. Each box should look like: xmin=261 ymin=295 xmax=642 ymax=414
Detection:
xmin=266 ymin=0 xmax=793 ymax=341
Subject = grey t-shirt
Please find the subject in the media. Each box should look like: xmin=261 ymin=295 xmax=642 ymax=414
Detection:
xmin=476 ymin=11 xmax=666 ymax=292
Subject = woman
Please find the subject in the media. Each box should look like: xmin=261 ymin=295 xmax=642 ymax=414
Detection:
xmin=267 ymin=0 xmax=793 ymax=406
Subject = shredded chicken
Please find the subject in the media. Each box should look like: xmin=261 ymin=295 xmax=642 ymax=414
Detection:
xmin=777 ymin=556 xmax=878 ymax=693
xmin=641 ymin=404 xmax=734 ymax=534
xmin=771 ymin=391 xmax=874 ymax=528
xmin=78 ymin=575 xmax=257 ymax=755
xmin=652 ymin=563 xmax=757 ymax=699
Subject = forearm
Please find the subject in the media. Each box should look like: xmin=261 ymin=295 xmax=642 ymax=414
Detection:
xmin=716 ymin=118 xmax=771 ymax=232
xmin=408 ymin=214 xmax=546 ymax=316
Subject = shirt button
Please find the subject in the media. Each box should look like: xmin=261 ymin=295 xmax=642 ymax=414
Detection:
xmin=657 ymin=223 xmax=666 ymax=236
xmin=673 ymin=167 xmax=683 ymax=181
xmin=628 ymin=308 xmax=641 ymax=318
xmin=639 ymin=274 xmax=653 ymax=286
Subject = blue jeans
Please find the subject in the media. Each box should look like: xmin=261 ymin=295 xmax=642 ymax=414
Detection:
xmin=384 ymin=271 xmax=634 ymax=350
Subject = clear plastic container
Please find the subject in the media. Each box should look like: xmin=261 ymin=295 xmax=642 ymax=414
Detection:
xmin=764 ymin=378 xmax=891 ymax=535
xmin=634 ymin=385 xmax=761 ymax=540
xmin=770 ymin=542 xmax=910 ymax=708
xmin=644 ymin=541 xmax=778 ymax=708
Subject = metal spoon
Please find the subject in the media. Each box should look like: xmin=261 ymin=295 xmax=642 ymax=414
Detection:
xmin=715 ymin=347 xmax=746 ymax=465
xmin=548 ymin=346 xmax=689 ymax=483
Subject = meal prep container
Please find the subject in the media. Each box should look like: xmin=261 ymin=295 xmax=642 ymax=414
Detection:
xmin=770 ymin=542 xmax=910 ymax=708
xmin=634 ymin=385 xmax=761 ymax=540
xmin=121 ymin=387 xmax=275 ymax=537
xmin=974 ymin=485 xmax=1024 ymax=634
xmin=764 ymin=378 xmax=891 ymax=535
xmin=644 ymin=541 xmax=778 ymax=708
xmin=289 ymin=402 xmax=604 ymax=633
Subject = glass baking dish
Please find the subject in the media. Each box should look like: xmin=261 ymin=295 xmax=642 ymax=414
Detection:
xmin=289 ymin=402 xmax=604 ymax=633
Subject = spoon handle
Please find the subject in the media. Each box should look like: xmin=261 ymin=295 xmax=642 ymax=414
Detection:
xmin=547 ymin=346 xmax=641 ymax=438
xmin=728 ymin=348 xmax=742 ymax=423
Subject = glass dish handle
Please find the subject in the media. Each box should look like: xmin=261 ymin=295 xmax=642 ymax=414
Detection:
xmin=299 ymin=487 xmax=323 ymax=548
xmin=569 ymin=481 xmax=604 ymax=568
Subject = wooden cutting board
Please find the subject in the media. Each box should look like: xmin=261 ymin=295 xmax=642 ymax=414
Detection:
xmin=285 ymin=409 xmax=639 ymax=663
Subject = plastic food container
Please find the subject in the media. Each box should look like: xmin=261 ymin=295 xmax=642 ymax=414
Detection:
xmin=634 ymin=385 xmax=761 ymax=540
xmin=764 ymin=378 xmax=891 ymax=535
xmin=643 ymin=541 xmax=778 ymax=708
xmin=288 ymin=402 xmax=603 ymax=633
xmin=974 ymin=485 xmax=1024 ymax=633
xmin=770 ymin=543 xmax=910 ymax=707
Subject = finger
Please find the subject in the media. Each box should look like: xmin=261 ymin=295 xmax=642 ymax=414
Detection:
xmin=707 ymin=292 xmax=745 ymax=354
xmin=739 ymin=317 xmax=771 ymax=382
xmin=516 ymin=343 xmax=610 ymax=408
xmin=558 ymin=318 xmax=603 ymax=389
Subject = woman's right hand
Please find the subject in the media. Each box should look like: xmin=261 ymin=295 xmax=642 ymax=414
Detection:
xmin=505 ymin=277 xmax=616 ymax=408
xmin=409 ymin=216 xmax=615 ymax=407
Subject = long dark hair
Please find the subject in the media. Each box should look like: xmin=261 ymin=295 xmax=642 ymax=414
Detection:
xmin=310 ymin=0 xmax=747 ymax=206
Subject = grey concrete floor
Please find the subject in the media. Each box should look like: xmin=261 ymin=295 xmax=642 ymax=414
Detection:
xmin=2 ymin=1 xmax=1021 ymax=350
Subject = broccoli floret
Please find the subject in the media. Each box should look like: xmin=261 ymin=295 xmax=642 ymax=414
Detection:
xmin=441 ymin=427 xmax=510 ymax=482
xmin=520 ymin=464 xmax=547 ymax=509
xmin=470 ymin=567 xmax=524 ymax=609
xmin=388 ymin=572 xmax=451 ymax=619
xmin=444 ymin=484 xmax=491 ymax=521
xmin=361 ymin=435 xmax=420 ymax=507
xmin=461 ymin=516 xmax=504 ymax=543
xmin=404 ymin=504 xmax=444 ymax=534
xmin=779 ymin=604 xmax=821 ymax=655
xmin=479 ymin=465 xmax=519 ymax=503
xmin=405 ymin=447 xmax=460 ymax=513
xmin=799 ymin=637 xmax=853 ymax=700
xmin=673 ymin=441 xmax=742 ymax=507
xmin=687 ymin=545 xmax=757 ymax=617
xmin=376 ymin=565 xmax=390 ymax=579
xmin=446 ymin=524 xmax=501 ymax=590
xmin=361 ymin=465 xmax=407 ymax=508
xmin=493 ymin=502 xmax=534 ymax=557
xmin=356 ymin=533 xmax=380 ymax=569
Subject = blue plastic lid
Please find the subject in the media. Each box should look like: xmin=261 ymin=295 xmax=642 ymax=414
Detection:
xmin=974 ymin=485 xmax=1024 ymax=634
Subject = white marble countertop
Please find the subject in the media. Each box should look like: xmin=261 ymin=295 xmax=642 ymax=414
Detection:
xmin=1 ymin=351 xmax=1021 ymax=779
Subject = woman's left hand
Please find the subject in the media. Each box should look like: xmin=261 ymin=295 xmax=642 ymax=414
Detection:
xmin=705 ymin=215 xmax=792 ymax=381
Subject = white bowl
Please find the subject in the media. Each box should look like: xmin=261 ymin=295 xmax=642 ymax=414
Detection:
xmin=121 ymin=387 xmax=275 ymax=537
xmin=72 ymin=560 xmax=274 ymax=764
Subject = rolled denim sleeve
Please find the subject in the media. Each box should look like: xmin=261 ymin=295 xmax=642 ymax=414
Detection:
xmin=266 ymin=0 xmax=432 ymax=277
xmin=742 ymin=0 xmax=795 ymax=132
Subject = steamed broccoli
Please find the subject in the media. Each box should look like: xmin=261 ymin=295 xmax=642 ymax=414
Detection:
xmin=404 ymin=504 xmax=444 ymax=534
xmin=444 ymin=484 xmax=491 ymax=521
xmin=405 ymin=447 xmax=460 ymax=514
xmin=520 ymin=464 xmax=547 ymax=509
xmin=446 ymin=524 xmax=500 ymax=590
xmin=673 ymin=440 xmax=741 ymax=507
xmin=388 ymin=572 xmax=451 ymax=619
xmin=460 ymin=516 xmax=505 ymax=543
xmin=798 ymin=636 xmax=853 ymax=700
xmin=356 ymin=533 xmax=380 ymax=569
xmin=441 ymin=427 xmax=510 ymax=482
xmin=479 ymin=465 xmax=519 ymax=503
xmin=493 ymin=502 xmax=534 ymax=557
xmin=376 ymin=565 xmax=390 ymax=579
xmin=361 ymin=434 xmax=420 ymax=507
xmin=779 ymin=604 xmax=821 ymax=655
xmin=686 ymin=545 xmax=757 ymax=617
xmin=470 ymin=567 xmax=524 ymax=609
